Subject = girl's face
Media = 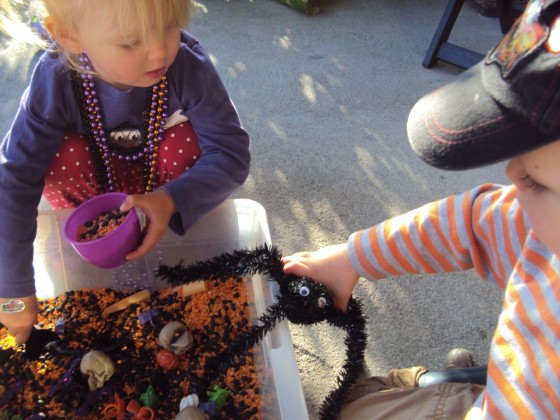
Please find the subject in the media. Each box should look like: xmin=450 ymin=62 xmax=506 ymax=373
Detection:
xmin=506 ymin=139 xmax=560 ymax=257
xmin=71 ymin=5 xmax=181 ymax=89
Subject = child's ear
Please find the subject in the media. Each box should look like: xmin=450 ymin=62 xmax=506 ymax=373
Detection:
xmin=44 ymin=16 xmax=83 ymax=53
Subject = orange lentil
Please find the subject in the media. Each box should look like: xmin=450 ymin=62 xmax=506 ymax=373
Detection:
xmin=77 ymin=209 xmax=126 ymax=241
xmin=0 ymin=278 xmax=272 ymax=418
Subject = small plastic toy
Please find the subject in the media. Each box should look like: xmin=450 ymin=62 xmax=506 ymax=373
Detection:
xmin=103 ymin=393 xmax=155 ymax=420
xmin=156 ymin=245 xmax=367 ymax=420
xmin=207 ymin=386 xmax=230 ymax=412
xmin=102 ymin=289 xmax=150 ymax=316
xmin=138 ymin=308 xmax=160 ymax=328
xmin=139 ymin=385 xmax=159 ymax=407
xmin=156 ymin=349 xmax=179 ymax=371
xmin=157 ymin=321 xmax=193 ymax=355
xmin=80 ymin=350 xmax=115 ymax=391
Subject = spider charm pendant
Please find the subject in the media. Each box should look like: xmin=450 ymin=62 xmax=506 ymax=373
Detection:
xmin=156 ymin=245 xmax=367 ymax=420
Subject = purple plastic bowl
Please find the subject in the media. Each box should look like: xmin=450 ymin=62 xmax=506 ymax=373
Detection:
xmin=63 ymin=192 xmax=142 ymax=269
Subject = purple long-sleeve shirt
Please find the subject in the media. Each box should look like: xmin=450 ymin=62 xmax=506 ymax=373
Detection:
xmin=0 ymin=31 xmax=250 ymax=297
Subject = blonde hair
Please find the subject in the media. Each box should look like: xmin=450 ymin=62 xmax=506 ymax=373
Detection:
xmin=1 ymin=0 xmax=192 ymax=72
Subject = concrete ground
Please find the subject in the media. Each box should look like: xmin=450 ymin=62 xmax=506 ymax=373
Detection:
xmin=1 ymin=0 xmax=510 ymax=418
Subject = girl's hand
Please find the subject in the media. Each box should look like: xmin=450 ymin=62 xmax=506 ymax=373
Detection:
xmin=120 ymin=190 xmax=176 ymax=261
xmin=282 ymin=243 xmax=360 ymax=311
xmin=0 ymin=295 xmax=39 ymax=344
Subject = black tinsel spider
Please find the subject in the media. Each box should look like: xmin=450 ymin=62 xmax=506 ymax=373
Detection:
xmin=156 ymin=245 xmax=367 ymax=420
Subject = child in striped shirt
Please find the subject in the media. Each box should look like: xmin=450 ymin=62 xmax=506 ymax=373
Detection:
xmin=283 ymin=0 xmax=560 ymax=418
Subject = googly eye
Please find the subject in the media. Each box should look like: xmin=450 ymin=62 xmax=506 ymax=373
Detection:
xmin=128 ymin=131 xmax=140 ymax=141
xmin=317 ymin=297 xmax=327 ymax=308
xmin=299 ymin=286 xmax=310 ymax=297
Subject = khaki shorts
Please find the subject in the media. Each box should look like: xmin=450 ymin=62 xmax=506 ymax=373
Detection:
xmin=341 ymin=367 xmax=484 ymax=420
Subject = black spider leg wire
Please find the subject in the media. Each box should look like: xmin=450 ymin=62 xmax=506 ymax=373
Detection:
xmin=156 ymin=245 xmax=368 ymax=420
xmin=319 ymin=297 xmax=366 ymax=419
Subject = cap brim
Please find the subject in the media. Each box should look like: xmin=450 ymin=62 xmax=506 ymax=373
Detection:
xmin=407 ymin=62 xmax=553 ymax=170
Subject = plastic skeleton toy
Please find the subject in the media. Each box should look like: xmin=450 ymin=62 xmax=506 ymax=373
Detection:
xmin=156 ymin=245 xmax=367 ymax=420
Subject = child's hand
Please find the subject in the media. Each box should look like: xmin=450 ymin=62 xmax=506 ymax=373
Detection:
xmin=282 ymin=243 xmax=360 ymax=311
xmin=0 ymin=295 xmax=39 ymax=344
xmin=120 ymin=190 xmax=176 ymax=261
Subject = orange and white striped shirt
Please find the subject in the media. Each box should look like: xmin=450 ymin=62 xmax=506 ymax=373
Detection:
xmin=348 ymin=183 xmax=560 ymax=419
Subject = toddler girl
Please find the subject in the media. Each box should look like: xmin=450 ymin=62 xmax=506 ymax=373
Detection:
xmin=0 ymin=0 xmax=250 ymax=344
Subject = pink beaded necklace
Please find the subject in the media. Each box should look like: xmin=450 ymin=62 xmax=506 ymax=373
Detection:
xmin=72 ymin=54 xmax=168 ymax=193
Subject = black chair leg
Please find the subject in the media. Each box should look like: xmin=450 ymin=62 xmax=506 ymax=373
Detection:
xmin=423 ymin=0 xmax=516 ymax=69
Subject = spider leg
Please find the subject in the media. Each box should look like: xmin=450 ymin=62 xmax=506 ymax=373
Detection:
xmin=318 ymin=298 xmax=367 ymax=420
xmin=204 ymin=303 xmax=287 ymax=376
xmin=155 ymin=245 xmax=285 ymax=286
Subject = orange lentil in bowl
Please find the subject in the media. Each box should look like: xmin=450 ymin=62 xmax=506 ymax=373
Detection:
xmin=77 ymin=209 xmax=127 ymax=241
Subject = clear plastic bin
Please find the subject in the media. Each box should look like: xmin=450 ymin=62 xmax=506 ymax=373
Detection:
xmin=34 ymin=198 xmax=309 ymax=420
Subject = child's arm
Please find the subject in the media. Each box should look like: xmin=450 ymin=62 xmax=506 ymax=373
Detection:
xmin=0 ymin=52 xmax=75 ymax=342
xmin=348 ymin=183 xmax=523 ymax=287
xmin=158 ymin=33 xmax=251 ymax=236
xmin=285 ymin=184 xmax=526 ymax=309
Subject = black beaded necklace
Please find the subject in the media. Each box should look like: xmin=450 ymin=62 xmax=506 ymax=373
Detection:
xmin=71 ymin=54 xmax=168 ymax=193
